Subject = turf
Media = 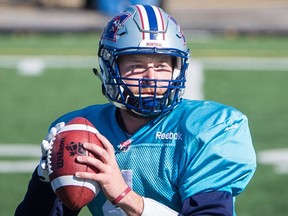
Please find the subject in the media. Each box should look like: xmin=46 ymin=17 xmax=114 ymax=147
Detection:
xmin=0 ymin=33 xmax=288 ymax=216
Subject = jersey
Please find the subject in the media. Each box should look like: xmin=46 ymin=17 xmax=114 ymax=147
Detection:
xmin=49 ymin=99 xmax=256 ymax=216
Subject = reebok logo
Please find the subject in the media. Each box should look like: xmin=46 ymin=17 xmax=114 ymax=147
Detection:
xmin=155 ymin=131 xmax=183 ymax=141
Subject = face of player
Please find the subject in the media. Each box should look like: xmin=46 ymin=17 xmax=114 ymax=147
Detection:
xmin=117 ymin=54 xmax=173 ymax=96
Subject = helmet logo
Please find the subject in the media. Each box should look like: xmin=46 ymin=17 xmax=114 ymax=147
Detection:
xmin=103 ymin=13 xmax=131 ymax=42
xmin=169 ymin=16 xmax=186 ymax=45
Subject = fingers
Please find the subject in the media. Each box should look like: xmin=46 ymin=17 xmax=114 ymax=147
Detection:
xmin=75 ymin=170 xmax=100 ymax=181
xmin=44 ymin=122 xmax=65 ymax=141
xmin=96 ymin=133 xmax=115 ymax=156
xmin=55 ymin=122 xmax=65 ymax=131
xmin=75 ymin=152 xmax=109 ymax=182
xmin=77 ymin=154 xmax=104 ymax=172
xmin=82 ymin=132 xmax=116 ymax=162
xmin=75 ymin=134 xmax=117 ymax=180
xmin=76 ymin=142 xmax=107 ymax=167
xmin=74 ymin=133 xmax=128 ymax=201
xmin=45 ymin=127 xmax=57 ymax=141
xmin=83 ymin=143 xmax=110 ymax=164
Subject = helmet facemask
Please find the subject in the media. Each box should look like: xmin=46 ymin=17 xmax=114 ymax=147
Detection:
xmin=97 ymin=4 xmax=190 ymax=117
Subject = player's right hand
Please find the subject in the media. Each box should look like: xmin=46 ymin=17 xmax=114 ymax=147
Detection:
xmin=37 ymin=122 xmax=65 ymax=182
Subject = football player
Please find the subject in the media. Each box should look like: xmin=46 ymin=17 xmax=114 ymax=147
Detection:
xmin=15 ymin=4 xmax=256 ymax=216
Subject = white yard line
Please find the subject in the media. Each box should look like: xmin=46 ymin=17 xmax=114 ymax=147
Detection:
xmin=0 ymin=144 xmax=39 ymax=173
xmin=1 ymin=144 xmax=288 ymax=174
xmin=258 ymin=149 xmax=288 ymax=174
xmin=199 ymin=57 xmax=288 ymax=71
xmin=0 ymin=144 xmax=39 ymax=156
xmin=0 ymin=161 xmax=39 ymax=173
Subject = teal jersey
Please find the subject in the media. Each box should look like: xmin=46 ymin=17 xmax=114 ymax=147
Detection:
xmin=51 ymin=99 xmax=256 ymax=215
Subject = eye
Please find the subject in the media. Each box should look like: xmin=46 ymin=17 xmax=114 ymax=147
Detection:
xmin=154 ymin=63 xmax=172 ymax=71
xmin=131 ymin=64 xmax=143 ymax=68
xmin=158 ymin=64 xmax=167 ymax=68
xmin=128 ymin=64 xmax=145 ymax=72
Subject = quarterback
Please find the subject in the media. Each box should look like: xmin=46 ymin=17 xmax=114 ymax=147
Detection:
xmin=15 ymin=4 xmax=256 ymax=216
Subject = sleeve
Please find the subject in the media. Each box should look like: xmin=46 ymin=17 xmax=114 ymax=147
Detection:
xmin=141 ymin=192 xmax=233 ymax=216
xmin=181 ymin=191 xmax=233 ymax=216
xmin=179 ymin=111 xmax=256 ymax=202
xmin=14 ymin=167 xmax=81 ymax=216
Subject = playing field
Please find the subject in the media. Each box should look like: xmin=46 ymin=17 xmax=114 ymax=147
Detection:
xmin=0 ymin=33 xmax=288 ymax=216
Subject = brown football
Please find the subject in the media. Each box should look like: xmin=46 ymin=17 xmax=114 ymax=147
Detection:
xmin=48 ymin=117 xmax=102 ymax=210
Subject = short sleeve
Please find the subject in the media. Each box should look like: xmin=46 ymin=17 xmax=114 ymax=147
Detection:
xmin=179 ymin=112 xmax=256 ymax=201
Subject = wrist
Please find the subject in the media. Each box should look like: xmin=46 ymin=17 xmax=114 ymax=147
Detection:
xmin=112 ymin=188 xmax=144 ymax=215
xmin=112 ymin=186 xmax=132 ymax=205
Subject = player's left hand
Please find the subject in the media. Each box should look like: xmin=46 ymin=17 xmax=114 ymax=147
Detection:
xmin=37 ymin=122 xmax=65 ymax=182
xmin=75 ymin=133 xmax=128 ymax=203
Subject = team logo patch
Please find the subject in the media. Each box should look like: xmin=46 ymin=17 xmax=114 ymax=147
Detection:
xmin=103 ymin=13 xmax=131 ymax=42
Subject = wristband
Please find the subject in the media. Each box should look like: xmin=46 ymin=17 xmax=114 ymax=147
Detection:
xmin=112 ymin=186 xmax=132 ymax=205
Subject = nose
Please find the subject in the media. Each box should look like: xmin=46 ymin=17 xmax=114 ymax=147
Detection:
xmin=144 ymin=65 xmax=156 ymax=79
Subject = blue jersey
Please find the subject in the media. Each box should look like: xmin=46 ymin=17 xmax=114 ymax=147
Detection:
xmin=50 ymin=99 xmax=256 ymax=215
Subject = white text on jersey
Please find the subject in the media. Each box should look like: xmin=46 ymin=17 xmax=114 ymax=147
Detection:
xmin=155 ymin=131 xmax=183 ymax=140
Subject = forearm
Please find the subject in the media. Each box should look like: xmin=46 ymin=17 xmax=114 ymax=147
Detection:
xmin=116 ymin=190 xmax=233 ymax=216
xmin=116 ymin=190 xmax=179 ymax=216
xmin=15 ymin=167 xmax=58 ymax=215
xmin=15 ymin=167 xmax=82 ymax=216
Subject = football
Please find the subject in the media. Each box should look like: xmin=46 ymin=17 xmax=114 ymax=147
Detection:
xmin=47 ymin=117 xmax=102 ymax=210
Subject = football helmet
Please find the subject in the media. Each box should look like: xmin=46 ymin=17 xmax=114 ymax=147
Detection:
xmin=96 ymin=4 xmax=190 ymax=116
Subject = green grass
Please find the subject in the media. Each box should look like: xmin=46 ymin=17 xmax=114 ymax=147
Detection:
xmin=189 ymin=35 xmax=288 ymax=57
xmin=1 ymin=33 xmax=288 ymax=57
xmin=0 ymin=68 xmax=105 ymax=144
xmin=205 ymin=70 xmax=288 ymax=216
xmin=0 ymin=33 xmax=288 ymax=216
xmin=205 ymin=70 xmax=288 ymax=150
xmin=0 ymin=33 xmax=100 ymax=56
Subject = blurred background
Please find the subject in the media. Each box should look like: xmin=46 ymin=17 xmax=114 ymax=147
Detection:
xmin=1 ymin=0 xmax=288 ymax=33
xmin=1 ymin=0 xmax=288 ymax=215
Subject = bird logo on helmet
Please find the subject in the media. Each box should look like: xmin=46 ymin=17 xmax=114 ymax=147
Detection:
xmin=103 ymin=13 xmax=131 ymax=42
xmin=95 ymin=4 xmax=190 ymax=117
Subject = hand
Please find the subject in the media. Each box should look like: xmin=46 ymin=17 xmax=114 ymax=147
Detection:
xmin=37 ymin=122 xmax=65 ymax=182
xmin=75 ymin=133 xmax=128 ymax=202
